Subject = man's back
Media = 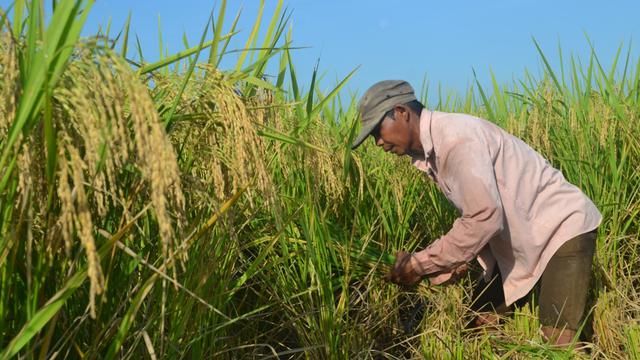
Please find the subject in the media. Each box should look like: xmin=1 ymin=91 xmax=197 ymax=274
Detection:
xmin=413 ymin=110 xmax=602 ymax=305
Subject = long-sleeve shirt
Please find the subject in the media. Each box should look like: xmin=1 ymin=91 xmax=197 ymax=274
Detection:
xmin=410 ymin=110 xmax=602 ymax=306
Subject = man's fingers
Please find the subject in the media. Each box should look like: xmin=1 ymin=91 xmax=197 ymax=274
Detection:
xmin=457 ymin=263 xmax=468 ymax=274
xmin=385 ymin=270 xmax=400 ymax=284
xmin=386 ymin=250 xmax=423 ymax=287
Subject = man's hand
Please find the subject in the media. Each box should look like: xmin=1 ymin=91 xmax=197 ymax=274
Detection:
xmin=385 ymin=251 xmax=422 ymax=286
xmin=385 ymin=251 xmax=469 ymax=287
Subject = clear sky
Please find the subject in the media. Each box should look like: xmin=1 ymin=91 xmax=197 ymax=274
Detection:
xmin=14 ymin=0 xmax=640 ymax=100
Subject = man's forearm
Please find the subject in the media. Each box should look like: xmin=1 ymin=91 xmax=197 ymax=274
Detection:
xmin=411 ymin=206 xmax=503 ymax=276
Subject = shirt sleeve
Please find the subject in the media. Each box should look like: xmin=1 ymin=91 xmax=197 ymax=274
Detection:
xmin=411 ymin=139 xmax=504 ymax=276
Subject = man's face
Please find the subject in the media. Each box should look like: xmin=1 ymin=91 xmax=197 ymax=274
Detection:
xmin=370 ymin=106 xmax=415 ymax=156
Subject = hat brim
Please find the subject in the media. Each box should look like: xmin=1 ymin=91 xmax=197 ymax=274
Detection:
xmin=351 ymin=111 xmax=385 ymax=150
xmin=351 ymin=118 xmax=381 ymax=149
xmin=351 ymin=123 xmax=378 ymax=150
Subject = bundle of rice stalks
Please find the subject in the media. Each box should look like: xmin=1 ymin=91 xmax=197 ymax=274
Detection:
xmin=340 ymin=238 xmax=396 ymax=280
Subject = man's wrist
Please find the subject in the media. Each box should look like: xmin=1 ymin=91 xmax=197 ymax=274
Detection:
xmin=409 ymin=254 xmax=424 ymax=277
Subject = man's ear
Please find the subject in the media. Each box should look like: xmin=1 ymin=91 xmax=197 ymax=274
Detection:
xmin=393 ymin=104 xmax=410 ymax=122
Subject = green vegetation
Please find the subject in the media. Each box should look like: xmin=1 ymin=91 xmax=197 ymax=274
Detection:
xmin=0 ymin=0 xmax=638 ymax=358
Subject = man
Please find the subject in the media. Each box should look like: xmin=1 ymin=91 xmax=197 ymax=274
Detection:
xmin=351 ymin=80 xmax=602 ymax=346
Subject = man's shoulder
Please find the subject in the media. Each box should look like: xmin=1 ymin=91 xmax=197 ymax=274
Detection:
xmin=433 ymin=111 xmax=493 ymax=127
xmin=432 ymin=111 xmax=496 ymax=143
xmin=431 ymin=111 xmax=508 ymax=161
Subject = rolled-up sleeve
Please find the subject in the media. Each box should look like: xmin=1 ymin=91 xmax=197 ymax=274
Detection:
xmin=411 ymin=139 xmax=504 ymax=276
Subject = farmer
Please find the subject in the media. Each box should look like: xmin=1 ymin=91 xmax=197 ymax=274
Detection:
xmin=351 ymin=80 xmax=602 ymax=346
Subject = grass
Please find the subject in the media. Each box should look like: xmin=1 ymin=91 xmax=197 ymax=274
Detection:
xmin=0 ymin=0 xmax=639 ymax=358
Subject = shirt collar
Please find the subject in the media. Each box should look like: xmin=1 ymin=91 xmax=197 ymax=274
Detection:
xmin=419 ymin=109 xmax=435 ymax=157
xmin=411 ymin=110 xmax=434 ymax=166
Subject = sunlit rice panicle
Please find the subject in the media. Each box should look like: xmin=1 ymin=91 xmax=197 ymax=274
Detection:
xmin=57 ymin=144 xmax=74 ymax=255
xmin=293 ymin=119 xmax=345 ymax=205
xmin=54 ymin=46 xmax=185 ymax=268
xmin=112 ymin=50 xmax=185 ymax=261
xmin=165 ymin=66 xmax=272 ymax=206
xmin=0 ymin=32 xmax=17 ymax=139
xmin=351 ymin=154 xmax=365 ymax=200
xmin=522 ymin=84 xmax=555 ymax=160
xmin=269 ymin=105 xmax=294 ymax=182
xmin=316 ymin=127 xmax=345 ymax=202
xmin=68 ymin=143 xmax=104 ymax=318
xmin=504 ymin=109 xmax=526 ymax=141
xmin=254 ymin=93 xmax=346 ymax=204
xmin=202 ymin=70 xmax=271 ymax=202
xmin=16 ymin=137 xmax=33 ymax=206
xmin=55 ymin=131 xmax=104 ymax=317
xmin=541 ymin=84 xmax=554 ymax=156
xmin=590 ymin=98 xmax=615 ymax=147
xmin=56 ymin=51 xmax=127 ymax=219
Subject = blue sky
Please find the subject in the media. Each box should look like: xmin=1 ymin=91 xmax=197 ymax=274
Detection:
xmin=25 ymin=0 xmax=640 ymax=101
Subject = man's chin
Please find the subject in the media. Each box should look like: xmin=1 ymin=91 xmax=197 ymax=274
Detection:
xmin=387 ymin=148 xmax=416 ymax=157
xmin=405 ymin=149 xmax=423 ymax=158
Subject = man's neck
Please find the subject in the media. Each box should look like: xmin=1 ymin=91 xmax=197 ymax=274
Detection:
xmin=408 ymin=110 xmax=426 ymax=157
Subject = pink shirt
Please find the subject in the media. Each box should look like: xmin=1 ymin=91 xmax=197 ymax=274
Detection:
xmin=410 ymin=110 xmax=601 ymax=306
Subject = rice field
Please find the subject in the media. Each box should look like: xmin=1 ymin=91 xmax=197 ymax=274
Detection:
xmin=0 ymin=0 xmax=639 ymax=358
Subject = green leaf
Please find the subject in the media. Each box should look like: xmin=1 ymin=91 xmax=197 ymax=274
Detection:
xmin=310 ymin=66 xmax=358 ymax=118
xmin=137 ymin=31 xmax=236 ymax=75
xmin=215 ymin=6 xmax=241 ymax=68
xmin=162 ymin=12 xmax=213 ymax=129
xmin=207 ymin=0 xmax=227 ymax=66
xmin=305 ymin=59 xmax=319 ymax=118
xmin=472 ymin=67 xmax=495 ymax=121
xmin=532 ymin=36 xmax=563 ymax=94
xmin=12 ymin=0 xmax=24 ymax=39
xmin=257 ymin=126 xmax=327 ymax=153
xmin=120 ymin=11 xmax=131 ymax=56
xmin=235 ymin=0 xmax=264 ymax=72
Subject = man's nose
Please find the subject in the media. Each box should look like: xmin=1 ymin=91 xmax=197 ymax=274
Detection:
xmin=376 ymin=137 xmax=384 ymax=147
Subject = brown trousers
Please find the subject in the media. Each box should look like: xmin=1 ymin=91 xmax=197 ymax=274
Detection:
xmin=470 ymin=230 xmax=597 ymax=330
